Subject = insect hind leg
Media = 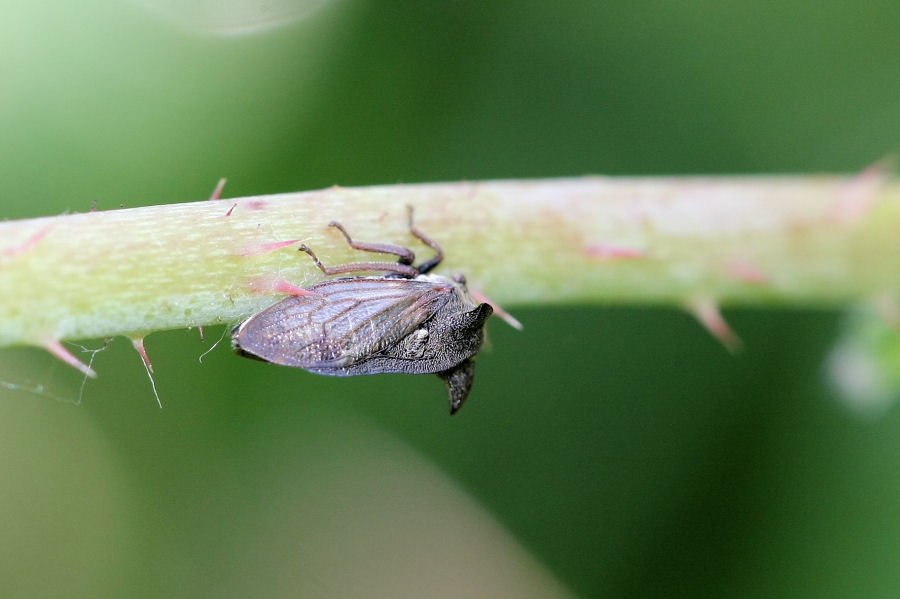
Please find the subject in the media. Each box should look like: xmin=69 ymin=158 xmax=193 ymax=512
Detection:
xmin=299 ymin=244 xmax=419 ymax=278
xmin=328 ymin=221 xmax=415 ymax=265
xmin=311 ymin=207 xmax=445 ymax=276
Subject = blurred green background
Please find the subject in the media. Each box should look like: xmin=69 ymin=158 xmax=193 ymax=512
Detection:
xmin=3 ymin=1 xmax=900 ymax=597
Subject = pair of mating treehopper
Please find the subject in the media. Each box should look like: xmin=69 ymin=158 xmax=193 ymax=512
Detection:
xmin=231 ymin=208 xmax=494 ymax=414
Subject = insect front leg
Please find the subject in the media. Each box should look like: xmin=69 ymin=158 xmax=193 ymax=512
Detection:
xmin=406 ymin=205 xmax=444 ymax=274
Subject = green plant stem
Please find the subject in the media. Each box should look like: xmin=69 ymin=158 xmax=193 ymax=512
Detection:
xmin=1 ymin=176 xmax=898 ymax=349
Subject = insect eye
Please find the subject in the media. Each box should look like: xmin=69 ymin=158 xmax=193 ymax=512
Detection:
xmin=453 ymin=273 xmax=467 ymax=285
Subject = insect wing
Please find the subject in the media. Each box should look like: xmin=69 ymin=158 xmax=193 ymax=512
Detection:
xmin=234 ymin=278 xmax=453 ymax=372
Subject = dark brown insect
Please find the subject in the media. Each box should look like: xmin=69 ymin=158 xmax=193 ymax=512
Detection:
xmin=231 ymin=208 xmax=492 ymax=414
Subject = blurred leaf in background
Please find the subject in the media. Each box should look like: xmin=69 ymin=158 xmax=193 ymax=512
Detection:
xmin=3 ymin=1 xmax=900 ymax=597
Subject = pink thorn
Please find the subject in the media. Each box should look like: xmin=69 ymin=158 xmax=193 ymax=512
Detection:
xmin=238 ymin=239 xmax=300 ymax=257
xmin=2 ymin=226 xmax=52 ymax=258
xmin=131 ymin=337 xmax=154 ymax=374
xmin=471 ymin=289 xmax=523 ymax=330
xmin=209 ymin=178 xmax=227 ymax=201
xmin=249 ymin=276 xmax=318 ymax=297
xmin=224 ymin=203 xmax=237 ymax=217
xmin=584 ymin=243 xmax=645 ymax=260
xmin=832 ymin=157 xmax=895 ymax=223
xmin=198 ymin=325 xmax=205 ymax=341
xmin=689 ymin=298 xmax=742 ymax=353
xmin=727 ymin=260 xmax=768 ymax=285
xmin=132 ymin=336 xmax=162 ymax=408
xmin=43 ymin=339 xmax=98 ymax=378
xmin=271 ymin=279 xmax=317 ymax=296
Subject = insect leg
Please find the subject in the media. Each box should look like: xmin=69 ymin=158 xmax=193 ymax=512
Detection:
xmin=299 ymin=244 xmax=419 ymax=277
xmin=328 ymin=221 xmax=415 ymax=265
xmin=406 ymin=206 xmax=444 ymax=274
xmin=438 ymin=358 xmax=477 ymax=415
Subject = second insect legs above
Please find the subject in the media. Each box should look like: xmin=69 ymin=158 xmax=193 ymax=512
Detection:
xmin=299 ymin=206 xmax=443 ymax=278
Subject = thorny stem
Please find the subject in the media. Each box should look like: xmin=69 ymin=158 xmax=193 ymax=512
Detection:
xmin=1 ymin=175 xmax=899 ymax=362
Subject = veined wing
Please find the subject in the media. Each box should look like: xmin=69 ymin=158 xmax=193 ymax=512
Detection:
xmin=233 ymin=277 xmax=453 ymax=371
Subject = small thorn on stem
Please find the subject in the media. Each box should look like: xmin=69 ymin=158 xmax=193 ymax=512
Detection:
xmin=209 ymin=178 xmax=227 ymax=201
xmin=131 ymin=336 xmax=154 ymax=374
xmin=688 ymin=298 xmax=742 ymax=353
xmin=44 ymin=339 xmax=98 ymax=378
xmin=2 ymin=226 xmax=52 ymax=259
xmin=248 ymin=276 xmax=318 ymax=297
xmin=874 ymin=294 xmax=900 ymax=332
xmin=198 ymin=325 xmax=205 ymax=342
xmin=584 ymin=243 xmax=645 ymax=260
xmin=270 ymin=279 xmax=317 ymax=296
xmin=727 ymin=260 xmax=768 ymax=285
xmin=238 ymin=239 xmax=300 ymax=257
xmin=832 ymin=156 xmax=895 ymax=223
xmin=131 ymin=336 xmax=162 ymax=408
